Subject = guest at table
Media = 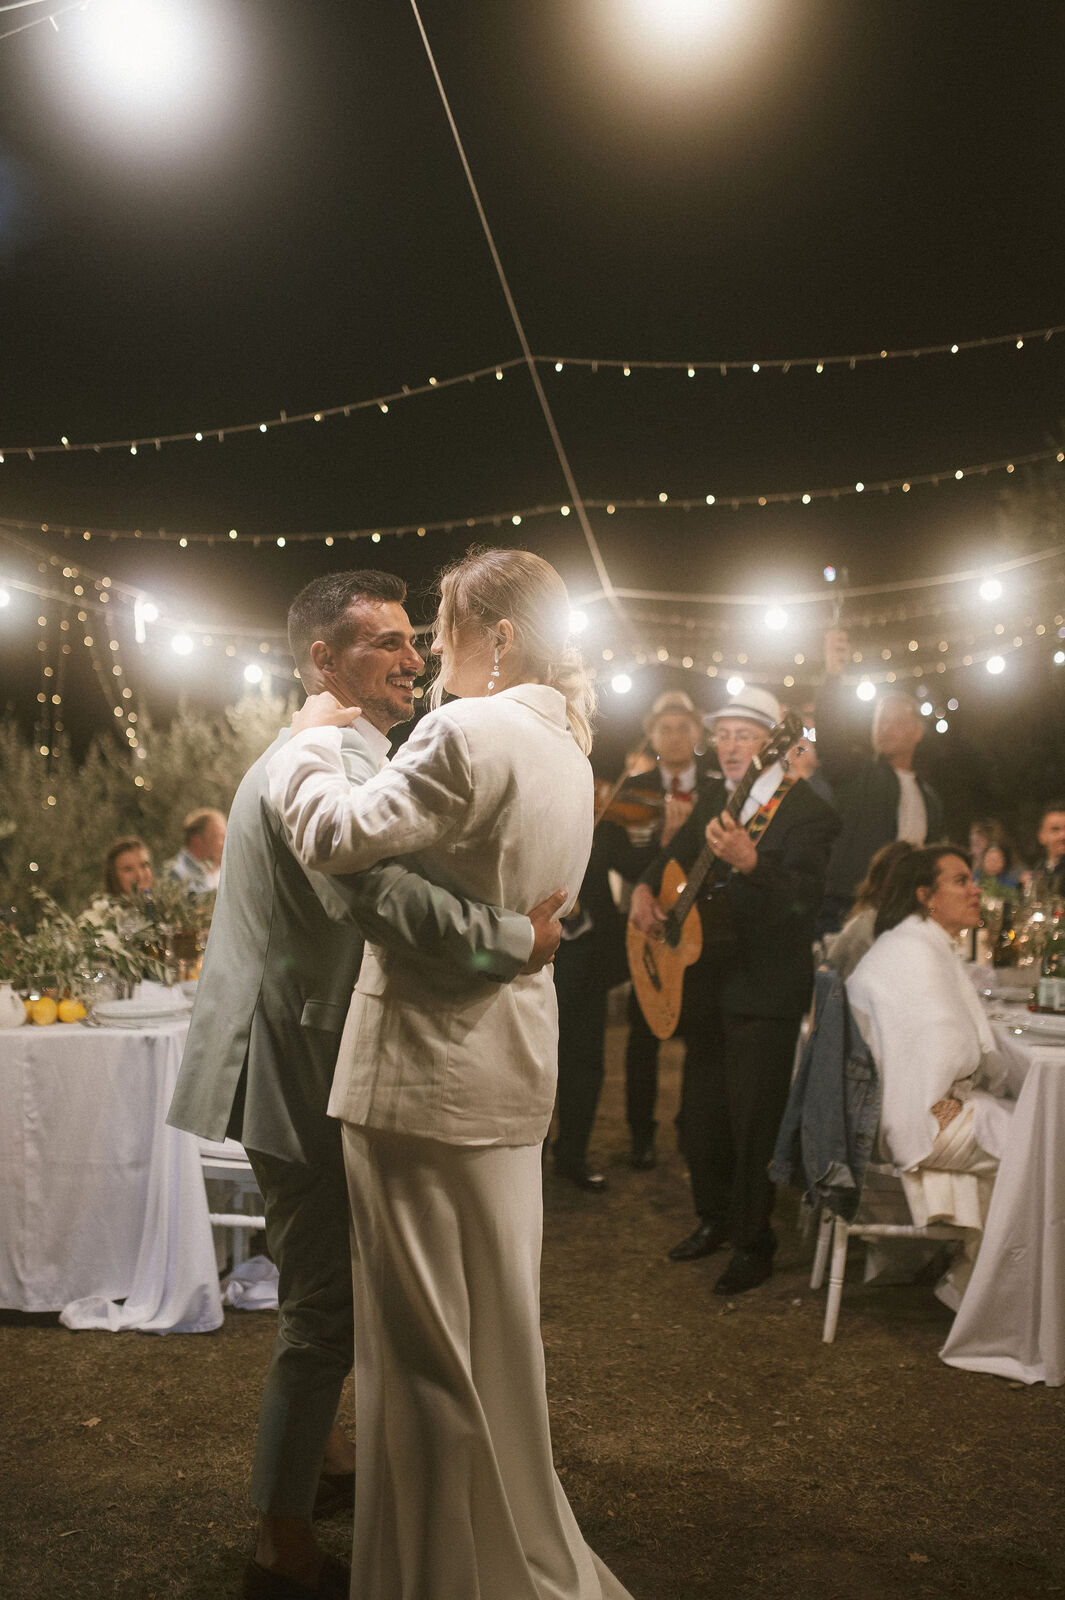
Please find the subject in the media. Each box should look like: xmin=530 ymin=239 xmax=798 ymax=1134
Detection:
xmin=104 ymin=836 xmax=154 ymax=896
xmin=846 ymin=845 xmax=1015 ymax=1308
xmin=815 ymin=627 xmax=942 ymax=933
xmin=974 ymin=837 xmax=1024 ymax=895
xmin=1026 ymin=800 xmax=1065 ymax=899
xmin=823 ymin=839 xmax=914 ymax=981
xmin=166 ymin=807 xmax=227 ymax=894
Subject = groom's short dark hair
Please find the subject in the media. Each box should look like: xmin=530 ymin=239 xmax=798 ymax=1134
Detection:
xmin=288 ymin=569 xmax=407 ymax=670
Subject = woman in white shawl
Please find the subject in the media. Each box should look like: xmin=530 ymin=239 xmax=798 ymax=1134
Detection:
xmin=846 ymin=845 xmax=1014 ymax=1308
xmin=268 ymin=549 xmax=633 ymax=1600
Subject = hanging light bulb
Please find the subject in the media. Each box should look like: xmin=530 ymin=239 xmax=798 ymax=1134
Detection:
xmin=568 ymin=610 xmax=589 ymax=634
xmin=726 ymin=674 xmax=745 ymax=696
xmin=171 ymin=633 xmax=194 ymax=656
xmin=856 ymin=681 xmax=876 ymax=702
xmin=610 ymin=673 xmax=633 ymax=694
xmin=979 ymin=578 xmax=1003 ymax=602
xmin=764 ymin=605 xmax=788 ymax=631
xmin=986 ymin=655 xmax=1006 ymax=675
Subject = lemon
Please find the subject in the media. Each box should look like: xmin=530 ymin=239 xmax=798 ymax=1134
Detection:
xmin=30 ymin=997 xmax=59 ymax=1026
xmin=58 ymin=998 xmax=86 ymax=1023
xmin=23 ymin=997 xmax=33 ymax=1020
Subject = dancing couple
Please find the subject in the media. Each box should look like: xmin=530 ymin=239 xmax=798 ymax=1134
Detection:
xmin=169 ymin=548 xmax=633 ymax=1600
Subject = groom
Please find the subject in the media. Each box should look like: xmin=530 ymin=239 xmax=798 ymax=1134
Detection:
xmin=168 ymin=569 xmax=566 ymax=1600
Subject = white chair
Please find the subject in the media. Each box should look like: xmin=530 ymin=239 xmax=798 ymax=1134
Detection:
xmin=809 ymin=1162 xmax=969 ymax=1343
xmin=197 ymin=1138 xmax=266 ymax=1269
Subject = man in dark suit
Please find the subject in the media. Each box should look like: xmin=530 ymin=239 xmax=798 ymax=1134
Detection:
xmin=816 ymin=627 xmax=942 ymax=933
xmin=168 ymin=570 xmax=565 ymax=1600
xmin=630 ymin=686 xmax=840 ymax=1296
xmin=551 ymin=825 xmax=629 ymax=1190
xmin=605 ymin=692 xmax=719 ymax=1169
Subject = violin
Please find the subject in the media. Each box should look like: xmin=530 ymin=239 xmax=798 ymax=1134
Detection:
xmin=594 ymin=784 xmax=665 ymax=829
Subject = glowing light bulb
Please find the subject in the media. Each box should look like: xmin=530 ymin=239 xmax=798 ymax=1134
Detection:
xmin=856 ymin=681 xmax=876 ymax=702
xmin=936 ymin=718 xmax=949 ymax=733
xmin=171 ymin=633 xmax=194 ymax=656
xmin=986 ymin=655 xmax=1005 ymax=675
xmin=0 ymin=588 xmax=9 ymax=608
xmin=244 ymin=663 xmax=264 ymax=685
xmin=823 ymin=565 xmax=836 ymax=582
xmin=569 ymin=610 xmax=589 ymax=634
xmin=1054 ymin=651 xmax=1065 ymax=666
xmin=979 ymin=578 xmax=1003 ymax=602
xmin=611 ymin=674 xmax=633 ymax=694
xmin=140 ymin=601 xmax=159 ymax=623
xmin=764 ymin=606 xmax=788 ymax=631
xmin=920 ymin=701 xmax=934 ymax=716
xmin=726 ymin=675 xmax=745 ymax=696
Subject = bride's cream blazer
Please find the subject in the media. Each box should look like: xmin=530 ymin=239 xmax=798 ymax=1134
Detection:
xmin=268 ymin=683 xmax=593 ymax=1146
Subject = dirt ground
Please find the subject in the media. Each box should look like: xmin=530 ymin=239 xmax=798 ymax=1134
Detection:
xmin=2 ymin=1026 xmax=1063 ymax=1600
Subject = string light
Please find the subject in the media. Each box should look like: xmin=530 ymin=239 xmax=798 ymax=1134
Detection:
xmin=0 ymin=322 xmax=1059 ymax=461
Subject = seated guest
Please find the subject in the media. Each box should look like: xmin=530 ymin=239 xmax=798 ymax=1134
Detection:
xmin=166 ymin=807 xmax=227 ymax=893
xmin=104 ymin=836 xmax=154 ymax=896
xmin=846 ymin=845 xmax=1015 ymax=1308
xmin=975 ymin=838 xmax=1024 ymax=895
xmin=823 ymin=839 xmax=914 ymax=981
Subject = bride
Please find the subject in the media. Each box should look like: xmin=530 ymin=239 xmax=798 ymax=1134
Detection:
xmin=268 ymin=547 xmax=633 ymax=1600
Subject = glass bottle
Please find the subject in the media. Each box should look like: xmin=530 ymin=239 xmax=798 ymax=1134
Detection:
xmin=991 ymin=901 xmax=1017 ymax=969
xmin=1036 ymin=906 xmax=1065 ymax=1012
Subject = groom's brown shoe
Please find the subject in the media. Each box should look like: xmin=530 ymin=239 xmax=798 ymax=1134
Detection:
xmin=242 ymin=1553 xmax=349 ymax=1599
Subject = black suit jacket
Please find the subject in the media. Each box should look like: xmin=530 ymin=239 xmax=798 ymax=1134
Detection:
xmin=815 ymin=676 xmax=943 ymax=903
xmin=639 ymin=777 xmax=841 ymax=1021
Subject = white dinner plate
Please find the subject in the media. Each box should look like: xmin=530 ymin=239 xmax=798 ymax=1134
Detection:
xmin=93 ymin=996 xmax=193 ymax=1026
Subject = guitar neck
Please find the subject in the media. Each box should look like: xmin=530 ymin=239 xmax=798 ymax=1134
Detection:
xmin=667 ymin=761 xmax=766 ymax=930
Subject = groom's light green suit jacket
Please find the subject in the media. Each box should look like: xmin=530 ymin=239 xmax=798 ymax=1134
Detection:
xmin=166 ymin=727 xmax=532 ymax=1164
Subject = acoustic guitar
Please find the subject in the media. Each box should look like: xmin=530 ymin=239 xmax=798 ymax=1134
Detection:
xmin=626 ymin=713 xmax=805 ymax=1040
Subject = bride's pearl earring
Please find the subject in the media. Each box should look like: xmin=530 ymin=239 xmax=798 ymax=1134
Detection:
xmin=487 ymin=646 xmax=501 ymax=694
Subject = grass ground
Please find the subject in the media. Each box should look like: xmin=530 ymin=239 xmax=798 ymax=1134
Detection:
xmin=2 ymin=1027 xmax=1062 ymax=1598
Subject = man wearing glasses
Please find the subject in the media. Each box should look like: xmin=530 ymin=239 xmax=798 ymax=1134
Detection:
xmin=629 ymin=687 xmax=839 ymax=1296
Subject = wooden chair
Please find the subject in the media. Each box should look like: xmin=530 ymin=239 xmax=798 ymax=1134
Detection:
xmin=197 ymin=1137 xmax=266 ymax=1270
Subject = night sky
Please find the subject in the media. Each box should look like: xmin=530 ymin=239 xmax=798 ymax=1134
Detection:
xmin=1 ymin=1 xmax=1064 ymax=822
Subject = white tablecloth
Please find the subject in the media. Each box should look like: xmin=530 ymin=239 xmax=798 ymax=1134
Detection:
xmin=0 ymin=1020 xmax=223 ymax=1334
xmin=939 ymin=1017 xmax=1065 ymax=1386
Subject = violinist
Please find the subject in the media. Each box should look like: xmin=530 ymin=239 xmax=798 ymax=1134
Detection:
xmin=551 ymin=691 xmax=716 ymax=1188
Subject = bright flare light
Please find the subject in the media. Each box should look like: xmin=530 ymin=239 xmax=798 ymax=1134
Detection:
xmin=1055 ymin=651 xmax=1065 ymax=666
xmin=243 ymin=663 xmax=264 ymax=686
xmin=726 ymin=674 xmax=745 ymax=696
xmin=856 ymin=681 xmax=876 ymax=702
xmin=610 ymin=674 xmax=633 ymax=695
xmin=764 ymin=605 xmax=788 ymax=631
xmin=140 ymin=600 xmax=160 ymax=624
xmin=986 ymin=655 xmax=1006 ymax=675
xmin=979 ymin=577 xmax=1003 ymax=602
xmin=936 ymin=718 xmax=949 ymax=733
xmin=920 ymin=701 xmax=934 ymax=716
xmin=171 ymin=633 xmax=194 ymax=656
xmin=0 ymin=588 xmax=10 ymax=608
xmin=569 ymin=610 xmax=589 ymax=634
xmin=626 ymin=0 xmax=744 ymax=49
xmin=47 ymin=0 xmax=242 ymax=153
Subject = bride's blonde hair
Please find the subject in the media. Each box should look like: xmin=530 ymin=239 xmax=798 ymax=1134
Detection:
xmin=429 ymin=547 xmax=596 ymax=754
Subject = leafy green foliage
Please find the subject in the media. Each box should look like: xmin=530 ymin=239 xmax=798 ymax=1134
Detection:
xmin=0 ymin=694 xmax=292 ymax=915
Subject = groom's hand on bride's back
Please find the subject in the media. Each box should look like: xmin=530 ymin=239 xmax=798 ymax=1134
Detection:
xmin=521 ymin=889 xmax=568 ymax=974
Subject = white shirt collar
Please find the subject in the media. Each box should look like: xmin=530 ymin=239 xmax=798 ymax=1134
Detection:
xmin=354 ymin=716 xmax=391 ymax=770
xmin=659 ymin=761 xmax=697 ymax=793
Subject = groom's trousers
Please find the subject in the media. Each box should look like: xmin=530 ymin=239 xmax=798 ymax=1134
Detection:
xmin=245 ymin=1136 xmax=354 ymax=1516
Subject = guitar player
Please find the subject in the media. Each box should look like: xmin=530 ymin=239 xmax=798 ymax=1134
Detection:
xmin=607 ymin=692 xmax=721 ymax=1171
xmin=629 ymin=686 xmax=840 ymax=1296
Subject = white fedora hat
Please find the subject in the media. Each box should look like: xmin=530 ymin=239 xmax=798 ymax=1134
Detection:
xmin=703 ymin=685 xmax=780 ymax=732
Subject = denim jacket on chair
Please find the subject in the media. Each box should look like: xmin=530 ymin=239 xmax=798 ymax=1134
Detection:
xmin=770 ymin=965 xmax=880 ymax=1221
